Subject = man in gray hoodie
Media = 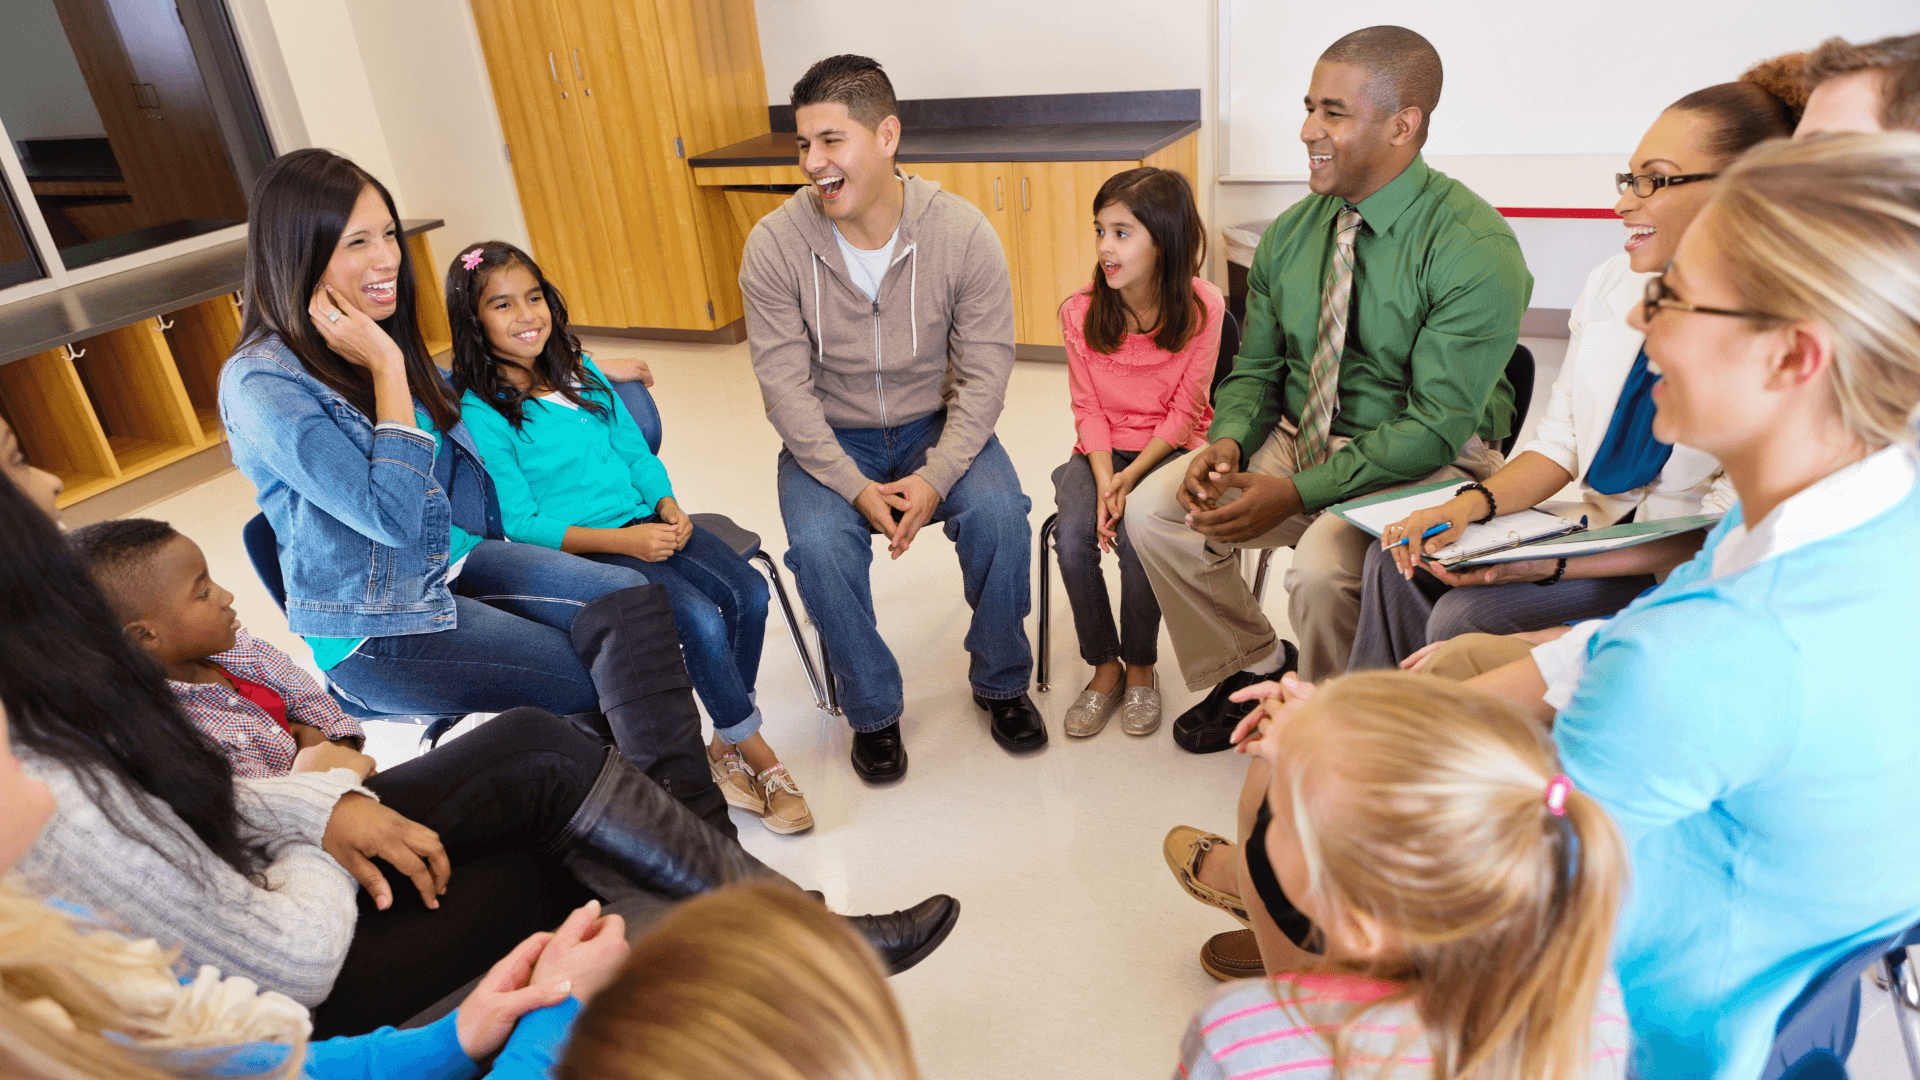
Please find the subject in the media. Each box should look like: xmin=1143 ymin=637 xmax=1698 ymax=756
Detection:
xmin=740 ymin=55 xmax=1045 ymax=782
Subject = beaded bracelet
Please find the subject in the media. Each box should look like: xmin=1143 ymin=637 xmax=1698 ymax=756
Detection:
xmin=1455 ymin=482 xmax=1497 ymax=525
xmin=1534 ymin=557 xmax=1568 ymax=587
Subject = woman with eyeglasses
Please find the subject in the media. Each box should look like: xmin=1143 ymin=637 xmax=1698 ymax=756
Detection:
xmin=1346 ymin=70 xmax=1802 ymax=672
xmin=1454 ymin=132 xmax=1920 ymax=1078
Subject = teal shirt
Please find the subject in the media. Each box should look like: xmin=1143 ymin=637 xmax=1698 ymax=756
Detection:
xmin=1213 ymin=154 xmax=1533 ymax=512
xmin=1556 ymin=451 xmax=1920 ymax=1078
xmin=458 ymin=358 xmax=674 ymax=549
xmin=305 ymin=411 xmax=482 ymax=671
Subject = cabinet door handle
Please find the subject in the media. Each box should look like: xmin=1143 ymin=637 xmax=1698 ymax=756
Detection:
xmin=1021 ymin=177 xmax=1030 ymax=211
xmin=993 ymin=177 xmax=1002 ymax=210
xmin=548 ymin=52 xmax=560 ymax=83
xmin=572 ymin=49 xmax=584 ymax=80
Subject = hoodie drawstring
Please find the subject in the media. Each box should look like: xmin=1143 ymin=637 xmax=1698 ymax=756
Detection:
xmin=811 ymin=252 xmax=824 ymax=367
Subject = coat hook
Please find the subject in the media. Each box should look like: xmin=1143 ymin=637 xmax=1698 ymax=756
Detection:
xmin=155 ymin=316 xmax=175 ymax=331
xmin=60 ymin=345 xmax=86 ymax=362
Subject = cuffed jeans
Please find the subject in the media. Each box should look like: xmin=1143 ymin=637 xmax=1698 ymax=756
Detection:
xmin=778 ymin=410 xmax=1033 ymax=732
xmin=585 ymin=518 xmax=770 ymax=745
xmin=327 ymin=539 xmax=647 ymax=716
xmin=1051 ymin=447 xmax=1185 ymax=667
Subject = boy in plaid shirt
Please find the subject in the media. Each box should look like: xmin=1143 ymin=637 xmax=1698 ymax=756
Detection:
xmin=70 ymin=518 xmax=373 ymax=779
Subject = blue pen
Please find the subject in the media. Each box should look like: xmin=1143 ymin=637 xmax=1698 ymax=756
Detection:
xmin=1391 ymin=522 xmax=1453 ymax=550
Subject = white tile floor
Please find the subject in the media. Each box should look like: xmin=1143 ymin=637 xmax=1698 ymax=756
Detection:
xmin=128 ymin=335 xmax=1913 ymax=1079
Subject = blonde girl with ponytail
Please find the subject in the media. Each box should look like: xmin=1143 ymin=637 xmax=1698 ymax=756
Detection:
xmin=1177 ymin=671 xmax=1630 ymax=1080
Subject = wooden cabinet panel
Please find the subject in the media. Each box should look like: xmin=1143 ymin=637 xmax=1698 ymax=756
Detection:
xmin=71 ymin=322 xmax=205 ymax=479
xmin=907 ymin=162 xmax=1023 ymax=334
xmin=557 ymin=0 xmax=714 ymax=329
xmin=1012 ymin=160 xmax=1138 ymax=348
xmin=0 ymin=349 xmax=120 ymax=505
xmin=161 ymin=295 xmax=242 ymax=442
xmin=470 ymin=0 xmax=628 ymax=327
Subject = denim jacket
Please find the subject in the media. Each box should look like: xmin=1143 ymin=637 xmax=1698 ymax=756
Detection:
xmin=219 ymin=335 xmax=503 ymax=638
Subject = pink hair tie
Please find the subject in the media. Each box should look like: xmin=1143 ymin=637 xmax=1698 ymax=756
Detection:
xmin=461 ymin=249 xmax=485 ymax=271
xmin=1544 ymin=774 xmax=1573 ymax=817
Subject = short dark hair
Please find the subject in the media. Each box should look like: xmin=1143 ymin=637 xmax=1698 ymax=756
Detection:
xmin=791 ymin=54 xmax=899 ymax=134
xmin=1319 ymin=26 xmax=1443 ymax=145
xmin=1805 ymin=33 xmax=1920 ymax=131
xmin=68 ymin=518 xmax=181 ymax=621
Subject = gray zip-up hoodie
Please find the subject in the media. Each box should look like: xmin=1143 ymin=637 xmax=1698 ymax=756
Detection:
xmin=740 ymin=168 xmax=1016 ymax=501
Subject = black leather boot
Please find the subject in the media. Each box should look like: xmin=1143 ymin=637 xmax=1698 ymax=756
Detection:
xmin=571 ymin=585 xmax=734 ymax=839
xmin=549 ymin=750 xmax=962 ymax=975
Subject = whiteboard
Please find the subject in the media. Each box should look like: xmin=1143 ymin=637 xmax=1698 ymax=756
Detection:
xmin=1220 ymin=0 xmax=1918 ymax=196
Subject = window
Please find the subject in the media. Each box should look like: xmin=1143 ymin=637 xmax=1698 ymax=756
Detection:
xmin=0 ymin=0 xmax=273 ymax=278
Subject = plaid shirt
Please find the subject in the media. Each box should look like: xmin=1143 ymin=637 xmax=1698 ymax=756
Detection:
xmin=168 ymin=628 xmax=364 ymax=779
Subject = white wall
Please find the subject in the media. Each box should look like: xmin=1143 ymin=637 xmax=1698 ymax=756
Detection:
xmin=0 ymin=2 xmax=105 ymax=142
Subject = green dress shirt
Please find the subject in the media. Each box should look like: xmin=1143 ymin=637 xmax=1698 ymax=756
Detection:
xmin=1210 ymin=155 xmax=1533 ymax=512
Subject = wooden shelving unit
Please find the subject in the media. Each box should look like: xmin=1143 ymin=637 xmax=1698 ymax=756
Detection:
xmin=162 ymin=294 xmax=244 ymax=443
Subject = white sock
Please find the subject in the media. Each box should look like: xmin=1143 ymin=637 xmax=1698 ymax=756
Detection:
xmin=1241 ymin=639 xmax=1289 ymax=677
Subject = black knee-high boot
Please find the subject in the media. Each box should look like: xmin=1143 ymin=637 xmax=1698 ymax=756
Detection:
xmin=571 ymin=584 xmax=735 ymax=839
xmin=548 ymin=748 xmax=964 ymax=975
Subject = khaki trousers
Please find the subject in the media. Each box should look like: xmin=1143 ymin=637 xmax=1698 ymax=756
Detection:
xmin=1126 ymin=423 xmax=1503 ymax=688
xmin=1415 ymin=631 xmax=1538 ymax=682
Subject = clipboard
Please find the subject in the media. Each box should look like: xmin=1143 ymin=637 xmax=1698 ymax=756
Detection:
xmin=1329 ymin=480 xmax=1586 ymax=567
xmin=1448 ymin=513 xmax=1722 ymax=567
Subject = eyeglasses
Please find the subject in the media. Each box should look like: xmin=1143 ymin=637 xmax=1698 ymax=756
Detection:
xmin=1642 ymin=272 xmax=1782 ymax=324
xmin=1615 ymin=171 xmax=1718 ymax=197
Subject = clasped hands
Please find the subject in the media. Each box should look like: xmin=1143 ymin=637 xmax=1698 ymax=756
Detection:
xmin=616 ymin=496 xmax=693 ymax=562
xmin=855 ymin=475 xmax=941 ymax=560
xmin=454 ymin=900 xmax=630 ymax=1060
xmin=1176 ymin=439 xmax=1303 ymax=544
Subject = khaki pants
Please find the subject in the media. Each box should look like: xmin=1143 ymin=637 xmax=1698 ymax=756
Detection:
xmin=1126 ymin=423 xmax=1503 ymax=688
xmin=1415 ymin=631 xmax=1537 ymax=682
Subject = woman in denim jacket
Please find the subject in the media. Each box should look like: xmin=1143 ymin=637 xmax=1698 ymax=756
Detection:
xmin=218 ymin=149 xmax=725 ymax=830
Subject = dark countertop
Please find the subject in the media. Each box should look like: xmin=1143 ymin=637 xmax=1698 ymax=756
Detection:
xmin=692 ymin=120 xmax=1199 ymax=168
xmin=0 ymin=219 xmax=443 ymax=367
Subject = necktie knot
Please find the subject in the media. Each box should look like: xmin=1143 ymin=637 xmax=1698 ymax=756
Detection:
xmin=1336 ymin=207 xmax=1363 ymax=244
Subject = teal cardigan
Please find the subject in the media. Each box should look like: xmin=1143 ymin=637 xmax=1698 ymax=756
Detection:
xmin=459 ymin=359 xmax=675 ymax=549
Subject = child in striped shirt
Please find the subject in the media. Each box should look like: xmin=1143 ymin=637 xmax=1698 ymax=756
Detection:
xmin=1177 ymin=672 xmax=1630 ymax=1080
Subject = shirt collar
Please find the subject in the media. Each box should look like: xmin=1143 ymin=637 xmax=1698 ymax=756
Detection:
xmin=1712 ymin=443 xmax=1917 ymax=578
xmin=1320 ymin=154 xmax=1430 ymax=238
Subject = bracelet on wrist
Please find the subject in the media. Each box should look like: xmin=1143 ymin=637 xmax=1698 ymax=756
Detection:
xmin=1455 ymin=482 xmax=1498 ymax=525
xmin=1534 ymin=558 xmax=1568 ymax=587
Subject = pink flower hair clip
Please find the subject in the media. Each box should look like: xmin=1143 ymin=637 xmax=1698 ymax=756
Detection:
xmin=1543 ymin=773 xmax=1574 ymax=817
xmin=461 ymin=249 xmax=485 ymax=271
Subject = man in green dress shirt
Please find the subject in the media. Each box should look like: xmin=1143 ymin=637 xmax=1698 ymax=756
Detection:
xmin=1128 ymin=26 xmax=1532 ymax=752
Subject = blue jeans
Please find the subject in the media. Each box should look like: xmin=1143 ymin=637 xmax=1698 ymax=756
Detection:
xmin=585 ymin=520 xmax=770 ymax=744
xmin=328 ymin=539 xmax=648 ymax=716
xmin=778 ymin=411 xmax=1033 ymax=732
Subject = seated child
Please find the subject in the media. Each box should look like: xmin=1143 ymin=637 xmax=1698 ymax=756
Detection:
xmin=68 ymin=518 xmax=375 ymax=781
xmin=1178 ymin=672 xmax=1630 ymax=1080
xmin=1052 ymin=166 xmax=1222 ymax=739
xmin=445 ymin=240 xmax=806 ymax=835
xmin=559 ymin=882 xmax=918 ymax=1080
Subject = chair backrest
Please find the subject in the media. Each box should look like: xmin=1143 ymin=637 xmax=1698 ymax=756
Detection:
xmin=609 ymin=377 xmax=664 ymax=456
xmin=1501 ymin=343 xmax=1536 ymax=457
xmin=241 ymin=512 xmax=288 ymax=612
xmin=1210 ymin=308 xmax=1242 ymax=398
xmin=1763 ymin=918 xmax=1920 ymax=1080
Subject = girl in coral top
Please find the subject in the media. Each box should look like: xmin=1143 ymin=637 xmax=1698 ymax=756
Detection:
xmin=1052 ymin=167 xmax=1222 ymax=739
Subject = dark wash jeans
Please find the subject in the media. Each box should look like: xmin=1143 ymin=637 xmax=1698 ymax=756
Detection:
xmin=777 ymin=410 xmax=1033 ymax=732
xmin=1051 ymin=447 xmax=1185 ymax=667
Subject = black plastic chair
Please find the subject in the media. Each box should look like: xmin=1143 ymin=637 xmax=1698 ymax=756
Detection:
xmin=1243 ymin=341 xmax=1538 ymax=603
xmin=608 ymin=379 xmax=832 ymax=713
xmin=1033 ymin=310 xmax=1241 ymax=691
xmin=1763 ymin=918 xmax=1920 ymax=1079
xmin=240 ymin=512 xmax=466 ymax=747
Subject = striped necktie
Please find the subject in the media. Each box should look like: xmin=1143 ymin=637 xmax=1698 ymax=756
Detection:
xmin=1294 ymin=206 xmax=1363 ymax=469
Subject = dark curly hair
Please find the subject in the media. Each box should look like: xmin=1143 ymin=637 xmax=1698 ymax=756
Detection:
xmin=445 ymin=240 xmax=609 ymax=431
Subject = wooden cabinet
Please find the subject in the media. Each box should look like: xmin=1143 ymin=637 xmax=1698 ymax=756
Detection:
xmin=706 ymin=132 xmax=1199 ymax=347
xmin=471 ymin=0 xmax=766 ymax=333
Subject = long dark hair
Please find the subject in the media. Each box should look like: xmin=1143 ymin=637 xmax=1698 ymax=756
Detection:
xmin=0 ymin=479 xmax=269 ymax=883
xmin=236 ymin=148 xmax=460 ymax=432
xmin=446 ymin=240 xmax=609 ymax=431
xmin=1081 ymin=167 xmax=1207 ymax=355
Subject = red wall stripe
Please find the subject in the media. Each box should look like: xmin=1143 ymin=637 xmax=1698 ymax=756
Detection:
xmin=1497 ymin=207 xmax=1619 ymax=219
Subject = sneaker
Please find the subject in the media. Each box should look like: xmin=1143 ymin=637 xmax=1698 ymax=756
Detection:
xmin=707 ymin=742 xmax=764 ymax=813
xmin=757 ymin=764 xmax=815 ymax=834
xmin=1170 ymin=642 xmax=1298 ymax=754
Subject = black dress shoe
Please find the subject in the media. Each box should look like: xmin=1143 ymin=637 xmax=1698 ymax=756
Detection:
xmin=851 ymin=721 xmax=908 ymax=782
xmin=846 ymin=894 xmax=961 ymax=974
xmin=973 ymin=693 xmax=1048 ymax=752
xmin=1172 ymin=641 xmax=1299 ymax=754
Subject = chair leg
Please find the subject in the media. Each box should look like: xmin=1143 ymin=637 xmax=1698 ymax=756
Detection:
xmin=755 ymin=551 xmax=829 ymax=713
xmin=1251 ymin=548 xmax=1276 ymax=604
xmin=818 ymin=632 xmax=842 ymax=716
xmin=1886 ymin=946 xmax=1920 ymax=1077
xmin=1036 ymin=512 xmax=1058 ymax=692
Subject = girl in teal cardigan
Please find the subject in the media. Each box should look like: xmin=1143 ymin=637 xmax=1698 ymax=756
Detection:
xmin=448 ymin=241 xmax=810 ymax=835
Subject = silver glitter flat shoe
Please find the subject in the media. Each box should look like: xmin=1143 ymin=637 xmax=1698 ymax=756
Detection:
xmin=1063 ymin=685 xmax=1121 ymax=737
xmin=1120 ymin=680 xmax=1162 ymax=735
